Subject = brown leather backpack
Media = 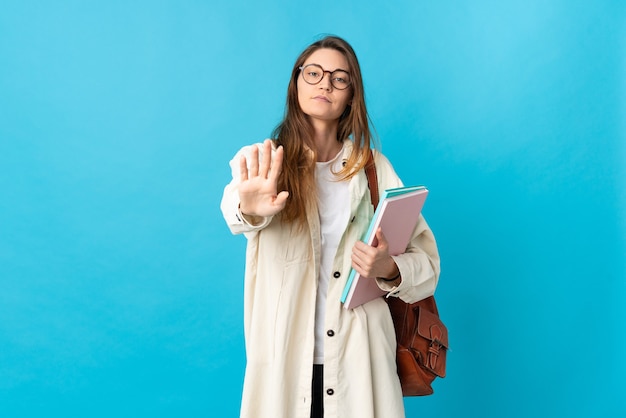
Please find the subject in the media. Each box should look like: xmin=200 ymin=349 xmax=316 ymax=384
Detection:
xmin=365 ymin=150 xmax=448 ymax=396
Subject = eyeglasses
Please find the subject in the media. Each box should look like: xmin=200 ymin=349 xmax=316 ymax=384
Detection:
xmin=298 ymin=64 xmax=351 ymax=90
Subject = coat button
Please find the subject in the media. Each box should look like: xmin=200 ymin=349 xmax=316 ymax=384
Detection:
xmin=326 ymin=388 xmax=334 ymax=396
xmin=333 ymin=271 xmax=341 ymax=278
xmin=327 ymin=330 xmax=335 ymax=337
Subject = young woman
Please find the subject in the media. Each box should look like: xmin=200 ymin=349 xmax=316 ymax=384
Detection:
xmin=221 ymin=35 xmax=440 ymax=418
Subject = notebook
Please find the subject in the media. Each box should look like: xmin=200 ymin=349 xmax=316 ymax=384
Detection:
xmin=341 ymin=186 xmax=429 ymax=309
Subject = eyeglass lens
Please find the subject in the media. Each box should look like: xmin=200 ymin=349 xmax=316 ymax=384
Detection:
xmin=300 ymin=64 xmax=351 ymax=90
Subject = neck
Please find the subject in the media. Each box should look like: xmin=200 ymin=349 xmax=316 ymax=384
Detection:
xmin=311 ymin=119 xmax=342 ymax=162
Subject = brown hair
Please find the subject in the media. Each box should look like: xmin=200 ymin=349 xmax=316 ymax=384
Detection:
xmin=272 ymin=35 xmax=375 ymax=224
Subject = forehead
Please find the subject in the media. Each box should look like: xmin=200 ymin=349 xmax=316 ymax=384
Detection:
xmin=303 ymin=48 xmax=349 ymax=71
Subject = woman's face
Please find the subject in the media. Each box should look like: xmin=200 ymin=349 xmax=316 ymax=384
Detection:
xmin=297 ymin=48 xmax=352 ymax=124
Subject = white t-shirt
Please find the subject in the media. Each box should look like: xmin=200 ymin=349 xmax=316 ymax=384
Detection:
xmin=313 ymin=149 xmax=350 ymax=365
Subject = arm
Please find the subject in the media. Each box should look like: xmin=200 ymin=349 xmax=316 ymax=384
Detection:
xmin=350 ymin=150 xmax=440 ymax=303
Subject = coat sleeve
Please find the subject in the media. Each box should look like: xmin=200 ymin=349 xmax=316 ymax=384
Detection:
xmin=220 ymin=142 xmax=275 ymax=236
xmin=372 ymin=151 xmax=441 ymax=304
xmin=379 ymin=215 xmax=440 ymax=303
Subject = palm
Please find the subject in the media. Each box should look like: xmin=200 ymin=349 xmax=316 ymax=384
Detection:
xmin=238 ymin=140 xmax=289 ymax=217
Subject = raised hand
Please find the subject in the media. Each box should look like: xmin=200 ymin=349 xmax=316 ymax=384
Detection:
xmin=238 ymin=139 xmax=289 ymax=218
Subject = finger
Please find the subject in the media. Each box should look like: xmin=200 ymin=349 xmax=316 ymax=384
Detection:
xmin=240 ymin=155 xmax=249 ymax=181
xmin=351 ymin=244 xmax=363 ymax=263
xmin=351 ymin=257 xmax=372 ymax=278
xmin=352 ymin=240 xmax=367 ymax=252
xmin=352 ymin=246 xmax=372 ymax=268
xmin=249 ymin=145 xmax=260 ymax=177
xmin=350 ymin=256 xmax=364 ymax=275
xmin=374 ymin=228 xmax=387 ymax=248
xmin=259 ymin=140 xmax=271 ymax=178
xmin=353 ymin=240 xmax=374 ymax=257
xmin=273 ymin=191 xmax=290 ymax=210
xmin=269 ymin=145 xmax=284 ymax=182
xmin=351 ymin=251 xmax=364 ymax=268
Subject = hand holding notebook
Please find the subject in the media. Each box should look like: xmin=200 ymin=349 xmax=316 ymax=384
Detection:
xmin=341 ymin=185 xmax=429 ymax=309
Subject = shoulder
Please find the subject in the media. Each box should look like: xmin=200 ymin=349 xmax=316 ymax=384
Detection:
xmin=371 ymin=148 xmax=396 ymax=176
xmin=371 ymin=148 xmax=393 ymax=169
xmin=340 ymin=140 xmax=401 ymax=187
xmin=371 ymin=148 xmax=403 ymax=189
xmin=341 ymin=140 xmax=394 ymax=169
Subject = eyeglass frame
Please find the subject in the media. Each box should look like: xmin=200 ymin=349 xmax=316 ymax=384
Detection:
xmin=298 ymin=64 xmax=352 ymax=90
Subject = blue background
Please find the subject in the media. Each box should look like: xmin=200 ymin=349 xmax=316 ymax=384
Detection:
xmin=1 ymin=1 xmax=624 ymax=417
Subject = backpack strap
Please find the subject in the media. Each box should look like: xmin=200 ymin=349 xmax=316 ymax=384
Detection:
xmin=365 ymin=149 xmax=379 ymax=210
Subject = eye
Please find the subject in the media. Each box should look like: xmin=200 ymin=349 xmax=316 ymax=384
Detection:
xmin=332 ymin=71 xmax=350 ymax=86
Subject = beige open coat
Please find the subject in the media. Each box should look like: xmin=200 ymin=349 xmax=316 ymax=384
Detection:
xmin=221 ymin=139 xmax=440 ymax=418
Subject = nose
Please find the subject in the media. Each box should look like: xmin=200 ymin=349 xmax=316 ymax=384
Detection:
xmin=319 ymin=71 xmax=332 ymax=90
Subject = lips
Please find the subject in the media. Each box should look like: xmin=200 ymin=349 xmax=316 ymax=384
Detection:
xmin=313 ymin=95 xmax=331 ymax=103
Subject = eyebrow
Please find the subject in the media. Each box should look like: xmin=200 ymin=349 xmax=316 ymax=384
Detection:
xmin=306 ymin=63 xmax=350 ymax=73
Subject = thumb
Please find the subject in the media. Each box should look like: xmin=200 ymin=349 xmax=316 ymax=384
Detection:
xmin=374 ymin=227 xmax=388 ymax=248
xmin=273 ymin=190 xmax=290 ymax=209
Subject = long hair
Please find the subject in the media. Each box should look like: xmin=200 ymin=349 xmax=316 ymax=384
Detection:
xmin=272 ymin=35 xmax=375 ymax=224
